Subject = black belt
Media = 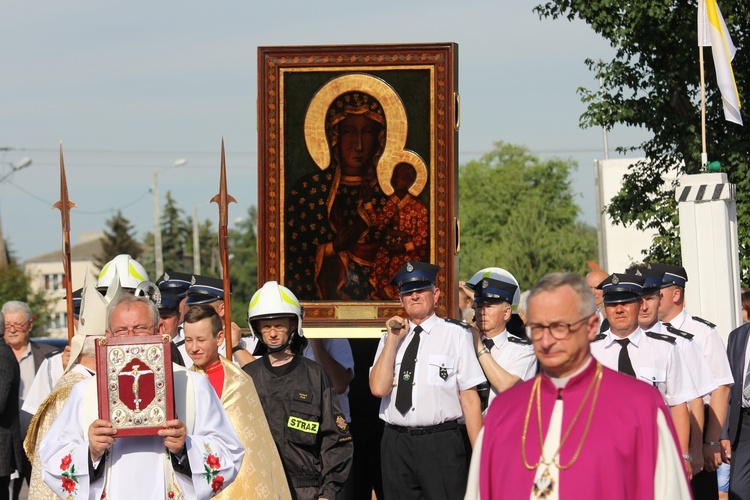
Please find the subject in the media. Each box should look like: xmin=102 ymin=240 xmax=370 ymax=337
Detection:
xmin=742 ymin=407 xmax=750 ymax=415
xmin=386 ymin=420 xmax=458 ymax=436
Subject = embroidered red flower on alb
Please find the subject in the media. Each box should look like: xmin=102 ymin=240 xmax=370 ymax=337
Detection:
xmin=62 ymin=477 xmax=76 ymax=493
xmin=202 ymin=444 xmax=226 ymax=495
xmin=211 ymin=475 xmax=224 ymax=493
xmin=206 ymin=454 xmax=221 ymax=470
xmin=60 ymin=454 xmax=73 ymax=471
xmin=168 ymin=491 xmax=175 ymax=499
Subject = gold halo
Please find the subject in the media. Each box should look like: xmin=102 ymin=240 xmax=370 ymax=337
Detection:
xmin=377 ymin=149 xmax=428 ymax=197
xmin=304 ymin=74 xmax=423 ymax=196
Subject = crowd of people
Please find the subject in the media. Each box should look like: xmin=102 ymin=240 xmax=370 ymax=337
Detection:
xmin=2 ymin=252 xmax=750 ymax=499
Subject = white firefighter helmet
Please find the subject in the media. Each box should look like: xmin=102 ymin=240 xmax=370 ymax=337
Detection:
xmin=97 ymin=254 xmax=149 ymax=291
xmin=247 ymin=281 xmax=305 ymax=353
xmin=466 ymin=267 xmax=521 ymax=307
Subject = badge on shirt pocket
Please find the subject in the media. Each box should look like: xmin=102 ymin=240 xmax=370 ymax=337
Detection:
xmin=428 ymin=355 xmax=455 ymax=385
xmin=637 ymin=366 xmax=667 ymax=389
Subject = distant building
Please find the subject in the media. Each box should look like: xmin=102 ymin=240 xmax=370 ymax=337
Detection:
xmin=23 ymin=232 xmax=103 ymax=337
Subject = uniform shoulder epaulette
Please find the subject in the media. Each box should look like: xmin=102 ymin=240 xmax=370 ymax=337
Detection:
xmin=646 ymin=331 xmax=676 ymax=344
xmin=692 ymin=316 xmax=717 ymax=328
xmin=592 ymin=333 xmax=606 ymax=342
xmin=664 ymin=324 xmax=694 ymax=340
xmin=445 ymin=317 xmax=471 ymax=329
xmin=508 ymin=335 xmax=531 ymax=345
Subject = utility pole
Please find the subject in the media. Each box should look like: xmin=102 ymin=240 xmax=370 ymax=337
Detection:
xmin=153 ymin=159 xmax=187 ymax=277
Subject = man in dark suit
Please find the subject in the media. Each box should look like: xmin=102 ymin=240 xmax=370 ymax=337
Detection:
xmin=0 ymin=311 xmax=22 ymax=500
xmin=726 ymin=320 xmax=750 ymax=499
xmin=1 ymin=301 xmax=55 ymax=499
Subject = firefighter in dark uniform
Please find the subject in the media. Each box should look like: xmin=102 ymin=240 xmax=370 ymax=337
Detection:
xmin=243 ymin=281 xmax=353 ymax=500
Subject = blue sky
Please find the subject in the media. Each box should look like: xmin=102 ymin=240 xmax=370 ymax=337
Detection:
xmin=0 ymin=1 xmax=647 ymax=262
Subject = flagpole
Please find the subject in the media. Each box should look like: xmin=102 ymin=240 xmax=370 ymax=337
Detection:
xmin=699 ymin=45 xmax=708 ymax=170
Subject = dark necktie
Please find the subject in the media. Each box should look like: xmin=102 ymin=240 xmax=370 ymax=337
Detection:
xmin=615 ymin=338 xmax=636 ymax=377
xmin=395 ymin=326 xmax=422 ymax=415
xmin=483 ymin=338 xmax=495 ymax=350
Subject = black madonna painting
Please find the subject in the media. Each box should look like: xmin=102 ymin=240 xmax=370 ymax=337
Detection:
xmin=258 ymin=44 xmax=459 ymax=327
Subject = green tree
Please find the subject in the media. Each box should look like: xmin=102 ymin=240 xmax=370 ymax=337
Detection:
xmin=160 ymin=191 xmax=190 ymax=275
xmin=535 ymin=1 xmax=750 ymax=284
xmin=96 ymin=210 xmax=142 ymax=268
xmin=0 ymin=259 xmax=51 ymax=337
xmin=139 ymin=232 xmax=156 ymax=279
xmin=459 ymin=142 xmax=597 ymax=289
xmin=228 ymin=206 xmax=258 ymax=323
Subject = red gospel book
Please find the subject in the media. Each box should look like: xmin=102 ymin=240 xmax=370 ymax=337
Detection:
xmin=95 ymin=334 xmax=175 ymax=437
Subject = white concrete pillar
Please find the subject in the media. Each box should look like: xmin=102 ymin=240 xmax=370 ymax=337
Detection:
xmin=676 ymin=172 xmax=742 ymax=342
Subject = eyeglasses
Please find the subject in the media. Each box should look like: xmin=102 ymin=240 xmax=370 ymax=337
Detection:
xmin=525 ymin=314 xmax=594 ymax=341
xmin=4 ymin=320 xmax=31 ymax=332
xmin=111 ymin=325 xmax=156 ymax=337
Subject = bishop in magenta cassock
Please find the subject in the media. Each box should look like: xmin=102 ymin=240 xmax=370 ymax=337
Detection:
xmin=465 ymin=273 xmax=690 ymax=500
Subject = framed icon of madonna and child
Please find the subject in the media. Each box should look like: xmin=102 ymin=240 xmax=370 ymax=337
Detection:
xmin=257 ymin=43 xmax=460 ymax=333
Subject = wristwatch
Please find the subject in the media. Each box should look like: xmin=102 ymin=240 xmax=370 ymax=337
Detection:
xmin=477 ymin=347 xmax=490 ymax=358
xmin=232 ymin=339 xmax=247 ymax=353
xmin=682 ymin=453 xmax=692 ymax=462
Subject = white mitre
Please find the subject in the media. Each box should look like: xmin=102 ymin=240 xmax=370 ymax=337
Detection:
xmin=65 ymin=267 xmax=122 ymax=372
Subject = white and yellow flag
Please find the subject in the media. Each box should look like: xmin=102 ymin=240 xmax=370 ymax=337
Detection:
xmin=698 ymin=0 xmax=742 ymax=125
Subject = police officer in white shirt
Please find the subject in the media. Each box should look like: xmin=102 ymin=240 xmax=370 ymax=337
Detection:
xmin=471 ymin=275 xmax=536 ymax=413
xmin=370 ymin=261 xmax=486 ymax=500
xmin=628 ymin=264 xmax=718 ymax=479
xmin=591 ymin=272 xmax=697 ymax=476
xmin=652 ymin=263 xmax=734 ymax=496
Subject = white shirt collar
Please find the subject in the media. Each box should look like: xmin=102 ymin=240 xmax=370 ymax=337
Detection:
xmin=483 ymin=329 xmax=508 ymax=349
xmin=605 ymin=326 xmax=643 ymax=347
xmin=412 ymin=313 xmax=438 ymax=334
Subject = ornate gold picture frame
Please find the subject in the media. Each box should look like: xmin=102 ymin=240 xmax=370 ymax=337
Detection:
xmin=258 ymin=43 xmax=459 ymax=333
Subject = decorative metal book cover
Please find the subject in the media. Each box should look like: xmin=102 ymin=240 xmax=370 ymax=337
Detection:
xmin=95 ymin=334 xmax=176 ymax=437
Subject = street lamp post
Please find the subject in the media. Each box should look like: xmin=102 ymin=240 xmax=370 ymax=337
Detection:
xmin=192 ymin=201 xmax=211 ymax=275
xmin=153 ymin=158 xmax=187 ymax=277
xmin=0 ymin=157 xmax=32 ymax=184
